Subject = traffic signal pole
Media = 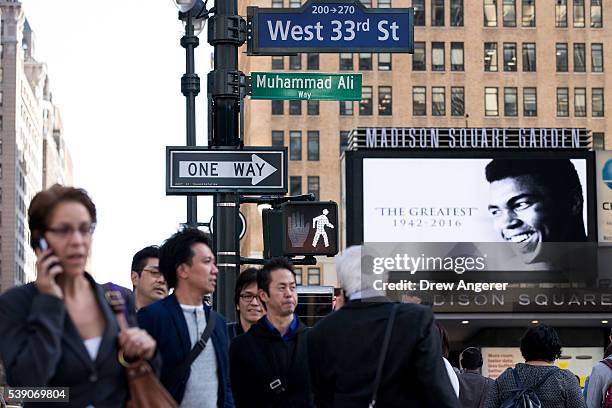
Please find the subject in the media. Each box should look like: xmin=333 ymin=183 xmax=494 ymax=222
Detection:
xmin=208 ymin=0 xmax=246 ymax=319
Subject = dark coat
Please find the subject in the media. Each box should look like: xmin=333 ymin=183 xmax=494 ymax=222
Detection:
xmin=458 ymin=370 xmax=493 ymax=408
xmin=227 ymin=321 xmax=245 ymax=341
xmin=137 ymin=293 xmax=235 ymax=407
xmin=0 ymin=273 xmax=153 ymax=407
xmin=307 ymin=297 xmax=461 ymax=408
xmin=229 ymin=316 xmax=314 ymax=408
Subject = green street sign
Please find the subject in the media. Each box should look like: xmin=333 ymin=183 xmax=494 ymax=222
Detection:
xmin=250 ymin=72 xmax=362 ymax=101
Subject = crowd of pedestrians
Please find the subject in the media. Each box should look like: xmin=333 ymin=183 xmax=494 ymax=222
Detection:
xmin=0 ymin=184 xmax=610 ymax=408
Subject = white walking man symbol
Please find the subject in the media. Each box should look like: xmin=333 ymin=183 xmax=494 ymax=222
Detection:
xmin=312 ymin=209 xmax=335 ymax=247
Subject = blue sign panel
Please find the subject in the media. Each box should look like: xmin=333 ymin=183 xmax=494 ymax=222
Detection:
xmin=247 ymin=0 xmax=413 ymax=55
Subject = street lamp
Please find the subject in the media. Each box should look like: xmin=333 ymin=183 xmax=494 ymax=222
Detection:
xmin=172 ymin=0 xmax=209 ymax=227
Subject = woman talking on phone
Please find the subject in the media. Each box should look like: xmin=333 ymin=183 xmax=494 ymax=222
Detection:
xmin=0 ymin=184 xmax=158 ymax=407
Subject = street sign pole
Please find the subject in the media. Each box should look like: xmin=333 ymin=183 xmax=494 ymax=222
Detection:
xmin=209 ymin=0 xmax=246 ymax=318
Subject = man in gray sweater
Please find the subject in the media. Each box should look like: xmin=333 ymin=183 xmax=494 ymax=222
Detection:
xmin=585 ymin=329 xmax=612 ymax=408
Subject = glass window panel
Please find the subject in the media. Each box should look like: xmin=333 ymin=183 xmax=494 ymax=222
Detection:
xmin=575 ymin=88 xmax=586 ymax=116
xmin=557 ymin=88 xmax=569 ymax=117
xmin=290 ymin=176 xmax=302 ymax=195
xmin=289 ymin=54 xmax=301 ymax=69
xmin=522 ymin=43 xmax=536 ymax=72
xmin=294 ymin=267 xmax=302 ymax=286
xmin=271 ymin=131 xmax=284 ymax=147
xmin=290 ymin=131 xmax=302 ymax=160
xmin=556 ymin=0 xmax=567 ymax=27
xmin=592 ymin=132 xmax=605 ymax=150
xmin=307 ymin=131 xmax=319 ymax=160
xmin=272 ymin=0 xmax=283 ymax=7
xmin=432 ymin=42 xmax=445 ymax=71
xmin=432 ymin=87 xmax=445 ymax=116
xmin=359 ymin=53 xmax=373 ymax=70
xmin=272 ymin=100 xmax=284 ymax=115
xmin=340 ymin=131 xmax=350 ymax=155
xmin=307 ymin=268 xmax=320 ymax=285
xmin=413 ymin=0 xmax=425 ymax=25
xmin=574 ymin=43 xmax=586 ymax=72
xmin=503 ymin=0 xmax=516 ymax=26
xmin=378 ymin=0 xmax=392 ymax=8
xmin=521 ymin=0 xmax=535 ymax=27
xmin=307 ymin=177 xmax=320 ymax=200
xmin=484 ymin=43 xmax=498 ymax=72
xmin=339 ymin=101 xmax=353 ymax=115
xmin=360 ymin=86 xmax=373 ymax=115
xmin=413 ymin=87 xmax=426 ymax=116
xmin=504 ymin=87 xmax=518 ymax=116
xmin=503 ymin=43 xmax=517 ymax=72
xmin=451 ymin=0 xmax=464 ymax=26
xmin=523 ymin=87 xmax=537 ymax=116
xmin=378 ymin=86 xmax=392 ymax=116
xmin=574 ymin=0 xmax=585 ymax=27
xmin=556 ymin=43 xmax=568 ymax=72
xmin=432 ymin=0 xmax=445 ymax=26
xmin=591 ymin=43 xmax=603 ymax=72
xmin=289 ymin=100 xmax=302 ymax=115
xmin=413 ymin=42 xmax=426 ymax=71
xmin=592 ymin=88 xmax=604 ymax=117
xmin=361 ymin=0 xmax=372 ymax=7
xmin=271 ymin=56 xmax=284 ymax=70
xmin=591 ymin=0 xmax=602 ymax=27
xmin=289 ymin=0 xmax=301 ymax=7
xmin=451 ymin=87 xmax=464 ymax=116
xmin=307 ymin=53 xmax=319 ymax=70
xmin=378 ymin=53 xmax=392 ymax=70
xmin=339 ymin=53 xmax=353 ymax=70
xmin=485 ymin=87 xmax=499 ymax=116
xmin=451 ymin=42 xmax=464 ymax=71
xmin=484 ymin=0 xmax=497 ymax=27
xmin=307 ymin=100 xmax=319 ymax=115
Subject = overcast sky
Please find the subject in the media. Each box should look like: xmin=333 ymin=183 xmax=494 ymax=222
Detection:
xmin=24 ymin=0 xmax=214 ymax=287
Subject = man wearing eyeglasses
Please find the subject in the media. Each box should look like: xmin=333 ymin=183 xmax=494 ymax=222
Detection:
xmin=227 ymin=268 xmax=265 ymax=340
xmin=130 ymin=246 xmax=168 ymax=311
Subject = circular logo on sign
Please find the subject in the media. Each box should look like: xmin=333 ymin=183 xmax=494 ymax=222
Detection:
xmin=603 ymin=159 xmax=612 ymax=190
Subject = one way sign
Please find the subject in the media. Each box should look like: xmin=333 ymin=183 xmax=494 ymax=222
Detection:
xmin=166 ymin=147 xmax=287 ymax=194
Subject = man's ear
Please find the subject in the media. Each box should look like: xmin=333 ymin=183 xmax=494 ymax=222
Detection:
xmin=258 ymin=288 xmax=269 ymax=304
xmin=130 ymin=271 xmax=139 ymax=288
xmin=177 ymin=263 xmax=189 ymax=280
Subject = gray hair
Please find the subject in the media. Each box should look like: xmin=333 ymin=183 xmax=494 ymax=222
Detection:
xmin=336 ymin=245 xmax=381 ymax=297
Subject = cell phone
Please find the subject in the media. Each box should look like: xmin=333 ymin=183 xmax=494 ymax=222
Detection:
xmin=39 ymin=237 xmax=49 ymax=251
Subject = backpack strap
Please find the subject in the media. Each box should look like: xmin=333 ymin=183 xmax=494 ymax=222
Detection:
xmin=601 ymin=359 xmax=612 ymax=371
xmin=369 ymin=303 xmax=400 ymax=408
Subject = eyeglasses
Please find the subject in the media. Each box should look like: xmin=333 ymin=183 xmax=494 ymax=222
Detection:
xmin=239 ymin=293 xmax=259 ymax=303
xmin=142 ymin=268 xmax=163 ymax=279
xmin=46 ymin=223 xmax=96 ymax=238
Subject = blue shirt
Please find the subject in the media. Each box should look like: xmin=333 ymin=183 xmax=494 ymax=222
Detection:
xmin=263 ymin=315 xmax=298 ymax=342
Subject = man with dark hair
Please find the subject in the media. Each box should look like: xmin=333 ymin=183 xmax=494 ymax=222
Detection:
xmin=138 ymin=228 xmax=234 ymax=408
xmin=457 ymin=347 xmax=492 ymax=408
xmin=130 ymin=245 xmax=167 ymax=311
xmin=229 ymin=257 xmax=313 ymax=408
xmin=227 ymin=268 xmax=264 ymax=340
xmin=485 ymin=159 xmax=586 ymax=265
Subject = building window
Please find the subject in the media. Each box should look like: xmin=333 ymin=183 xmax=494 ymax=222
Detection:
xmin=432 ymin=87 xmax=446 ymax=116
xmin=307 ymin=268 xmax=320 ymax=285
xmin=503 ymin=43 xmax=517 ymax=72
xmin=289 ymin=100 xmax=302 ymax=115
xmin=378 ymin=0 xmax=392 ymax=7
xmin=432 ymin=0 xmax=445 ymax=26
xmin=503 ymin=0 xmax=516 ymax=26
xmin=484 ymin=0 xmax=497 ymax=27
xmin=378 ymin=53 xmax=392 ymax=70
xmin=272 ymin=131 xmax=284 ymax=147
xmin=340 ymin=131 xmax=350 ymax=155
xmin=413 ymin=87 xmax=427 ymax=116
xmin=575 ymin=88 xmax=586 ymax=116
xmin=294 ymin=267 xmax=303 ymax=285
xmin=307 ymin=100 xmax=319 ymax=115
xmin=523 ymin=87 xmax=537 ymax=116
xmin=290 ymin=176 xmax=302 ymax=195
xmin=414 ymin=0 xmax=425 ymax=26
xmin=556 ymin=0 xmax=567 ymax=27
xmin=289 ymin=0 xmax=300 ymax=7
xmin=591 ymin=43 xmax=603 ymax=72
xmin=593 ymin=88 xmax=604 ymax=117
xmin=522 ymin=43 xmax=536 ymax=72
xmin=557 ymin=88 xmax=569 ymax=117
xmin=339 ymin=53 xmax=353 ymax=70
xmin=485 ymin=87 xmax=499 ymax=116
xmin=378 ymin=86 xmax=392 ymax=116
xmin=521 ymin=0 xmax=535 ymax=27
xmin=308 ymin=177 xmax=320 ymax=200
xmin=591 ymin=0 xmax=602 ymax=27
xmin=451 ymin=42 xmax=464 ymax=71
xmin=289 ymin=54 xmax=301 ymax=69
xmin=272 ymin=56 xmax=284 ymax=69
xmin=451 ymin=87 xmax=464 ymax=116
xmin=361 ymin=0 xmax=372 ymax=6
xmin=484 ymin=43 xmax=498 ymax=72
xmin=593 ymin=132 xmax=605 ymax=150
xmin=413 ymin=42 xmax=426 ymax=71
xmin=339 ymin=101 xmax=353 ymax=115
xmin=272 ymin=100 xmax=284 ymax=115
xmin=272 ymin=0 xmax=283 ymax=7
xmin=290 ymin=131 xmax=302 ymax=160
xmin=450 ymin=0 xmax=464 ymax=26
xmin=307 ymin=53 xmax=319 ymax=70
xmin=308 ymin=131 xmax=319 ymax=160
xmin=504 ymin=87 xmax=518 ymax=116
xmin=574 ymin=0 xmax=585 ymax=27
xmin=432 ymin=42 xmax=445 ymax=71
xmin=359 ymin=53 xmax=373 ymax=70
xmin=360 ymin=86 xmax=373 ymax=115
xmin=556 ymin=43 xmax=568 ymax=72
xmin=574 ymin=43 xmax=586 ymax=72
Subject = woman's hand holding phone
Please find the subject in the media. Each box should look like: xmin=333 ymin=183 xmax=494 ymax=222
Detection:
xmin=35 ymin=238 xmax=64 ymax=299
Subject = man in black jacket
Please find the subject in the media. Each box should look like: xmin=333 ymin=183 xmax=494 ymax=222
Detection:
xmin=307 ymin=245 xmax=461 ymax=408
xmin=229 ymin=258 xmax=313 ymax=408
xmin=457 ymin=347 xmax=493 ymax=408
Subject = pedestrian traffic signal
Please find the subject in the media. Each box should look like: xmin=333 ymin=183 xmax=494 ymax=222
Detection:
xmin=262 ymin=201 xmax=339 ymax=258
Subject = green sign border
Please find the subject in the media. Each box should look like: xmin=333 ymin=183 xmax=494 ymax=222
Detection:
xmin=250 ymin=72 xmax=362 ymax=101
